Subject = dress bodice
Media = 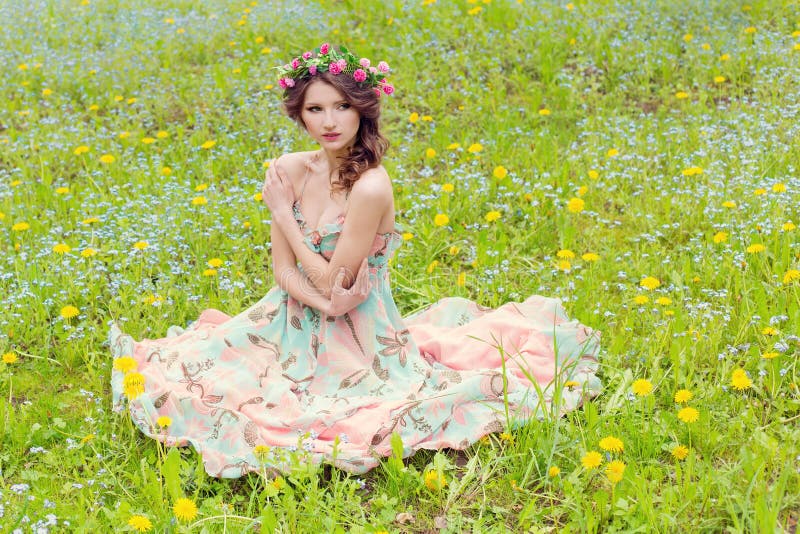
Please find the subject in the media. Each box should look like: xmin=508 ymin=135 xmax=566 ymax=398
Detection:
xmin=291 ymin=200 xmax=403 ymax=270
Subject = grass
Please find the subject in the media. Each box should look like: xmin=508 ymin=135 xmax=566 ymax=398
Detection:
xmin=1 ymin=0 xmax=799 ymax=531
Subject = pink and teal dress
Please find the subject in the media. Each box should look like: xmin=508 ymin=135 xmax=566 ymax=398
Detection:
xmin=109 ymin=203 xmax=601 ymax=477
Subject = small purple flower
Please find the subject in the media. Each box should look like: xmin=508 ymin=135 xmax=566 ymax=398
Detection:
xmin=329 ymin=62 xmax=342 ymax=75
xmin=302 ymin=51 xmax=312 ymax=60
xmin=309 ymin=65 xmax=317 ymax=75
xmin=353 ymin=68 xmax=367 ymax=82
xmin=359 ymin=58 xmax=370 ymax=68
xmin=291 ymin=58 xmax=300 ymax=69
xmin=377 ymin=61 xmax=390 ymax=73
xmin=319 ymin=43 xmax=330 ymax=54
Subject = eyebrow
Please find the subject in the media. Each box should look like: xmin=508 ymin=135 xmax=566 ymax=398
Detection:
xmin=304 ymin=100 xmax=348 ymax=106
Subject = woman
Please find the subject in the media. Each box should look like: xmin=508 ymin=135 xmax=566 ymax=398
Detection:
xmin=109 ymin=44 xmax=602 ymax=478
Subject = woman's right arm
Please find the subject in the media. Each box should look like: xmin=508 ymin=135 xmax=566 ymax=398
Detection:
xmin=270 ymin=215 xmax=331 ymax=313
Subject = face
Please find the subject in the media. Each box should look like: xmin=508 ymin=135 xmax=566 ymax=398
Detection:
xmin=300 ymin=80 xmax=360 ymax=155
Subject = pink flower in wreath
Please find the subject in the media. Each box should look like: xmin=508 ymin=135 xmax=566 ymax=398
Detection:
xmin=302 ymin=51 xmax=312 ymax=60
xmin=373 ymin=88 xmax=382 ymax=98
xmin=377 ymin=61 xmax=391 ymax=73
xmin=328 ymin=62 xmax=342 ymax=75
xmin=278 ymin=78 xmax=288 ymax=89
xmin=382 ymin=83 xmax=394 ymax=95
xmin=319 ymin=43 xmax=330 ymax=54
xmin=353 ymin=68 xmax=367 ymax=82
xmin=369 ymin=66 xmax=378 ymax=74
xmin=309 ymin=65 xmax=317 ymax=75
xmin=359 ymin=58 xmax=370 ymax=68
xmin=291 ymin=58 xmax=300 ymax=69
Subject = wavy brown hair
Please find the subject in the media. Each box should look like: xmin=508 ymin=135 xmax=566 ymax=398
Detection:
xmin=282 ymin=70 xmax=389 ymax=195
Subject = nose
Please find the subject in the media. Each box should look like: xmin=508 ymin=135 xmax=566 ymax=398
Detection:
xmin=323 ymin=110 xmax=336 ymax=130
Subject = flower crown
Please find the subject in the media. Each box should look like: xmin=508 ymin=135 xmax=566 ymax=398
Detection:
xmin=275 ymin=43 xmax=395 ymax=97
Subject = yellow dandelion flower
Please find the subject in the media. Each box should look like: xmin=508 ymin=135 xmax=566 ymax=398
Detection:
xmin=655 ymin=296 xmax=672 ymax=306
xmin=754 ymin=187 xmax=767 ymax=196
xmin=674 ymin=389 xmax=693 ymax=403
xmin=598 ymin=436 xmax=624 ymax=453
xmin=424 ymin=469 xmax=447 ymax=490
xmin=426 ymin=260 xmax=439 ymax=274
xmin=581 ymin=450 xmax=602 ymax=469
xmin=683 ymin=33 xmax=693 ymax=42
xmin=196 ymin=183 xmax=209 ymax=192
xmin=55 ymin=186 xmax=69 ymax=194
xmin=156 ymin=130 xmax=169 ymax=139
xmin=485 ymin=210 xmax=501 ymax=223
xmin=133 ymin=241 xmax=149 ymax=250
xmin=434 ymin=213 xmax=449 ymax=227
xmin=671 ymin=445 xmax=689 ymax=461
xmin=722 ymin=200 xmax=736 ymax=208
xmin=582 ymin=252 xmax=600 ymax=262
xmin=449 ymin=246 xmax=460 ymax=255
xmin=113 ymin=356 xmax=138 ymax=373
xmin=675 ymin=91 xmax=689 ymax=99
xmin=719 ymin=53 xmax=730 ymax=61
xmin=191 ymin=196 xmax=208 ymax=206
xmin=681 ymin=166 xmax=703 ymax=176
xmin=208 ymin=258 xmax=223 ymax=268
xmin=640 ymin=276 xmax=660 ymax=290
xmin=713 ymin=231 xmax=728 ymax=243
xmin=761 ymin=351 xmax=778 ymax=360
xmin=538 ymin=108 xmax=551 ymax=116
xmin=633 ymin=295 xmax=649 ymax=305
xmin=588 ymin=170 xmax=599 ymax=180
xmin=52 ymin=243 xmax=71 ymax=254
xmin=99 ymin=154 xmax=115 ymax=164
xmin=605 ymin=460 xmax=626 ymax=484
xmin=60 ymin=305 xmax=79 ymax=319
xmin=714 ymin=75 xmax=726 ymax=84
xmin=782 ymin=269 xmax=800 ymax=284
xmin=744 ymin=26 xmax=756 ymax=34
xmin=567 ymin=197 xmax=585 ymax=213
xmin=81 ymin=248 xmax=97 ymax=258
xmin=73 ymin=145 xmax=90 ymax=155
xmin=632 ymin=378 xmax=653 ymax=396
xmin=548 ymin=465 xmax=560 ymax=477
xmin=2 ymin=352 xmax=18 ymax=364
xmin=493 ymin=166 xmax=508 ymax=179
xmin=441 ymin=183 xmax=454 ymax=193
xmin=456 ymin=272 xmax=466 ymax=287
xmin=761 ymin=326 xmax=778 ymax=336
xmin=203 ymin=268 xmax=218 ymax=277
xmin=677 ymin=406 xmax=699 ymax=423
xmin=557 ymin=260 xmax=571 ymax=272
xmin=141 ymin=137 xmax=156 ymax=144
xmin=565 ymin=380 xmax=580 ymax=389
xmin=557 ymin=249 xmax=575 ymax=259
xmin=157 ymin=416 xmax=172 ymax=427
xmin=408 ymin=112 xmax=419 ymax=123
xmin=201 ymin=140 xmax=216 ymax=149
xmin=781 ymin=222 xmax=796 ymax=231
xmin=730 ymin=369 xmax=752 ymax=391
xmin=421 ymin=115 xmax=432 ymax=121
xmin=606 ymin=148 xmax=619 ymax=158
xmin=467 ymin=143 xmax=483 ymax=153
xmin=425 ymin=148 xmax=436 ymax=158
xmin=123 ymin=372 xmax=145 ymax=399
xmin=127 ymin=515 xmax=153 ymax=532
xmin=118 ymin=131 xmax=130 ymax=139
xmin=173 ymin=498 xmax=198 ymax=522
xmin=746 ymin=244 xmax=765 ymax=253
xmin=402 ymin=232 xmax=414 ymax=241
xmin=161 ymin=166 xmax=172 ymax=175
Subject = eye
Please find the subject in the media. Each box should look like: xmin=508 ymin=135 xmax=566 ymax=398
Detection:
xmin=307 ymin=106 xmax=321 ymax=112
xmin=338 ymin=103 xmax=351 ymax=110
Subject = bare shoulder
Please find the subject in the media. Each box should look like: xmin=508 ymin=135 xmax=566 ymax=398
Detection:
xmin=350 ymin=165 xmax=393 ymax=204
xmin=273 ymin=151 xmax=317 ymax=187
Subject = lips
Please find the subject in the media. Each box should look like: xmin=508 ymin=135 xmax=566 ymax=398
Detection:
xmin=322 ymin=133 xmax=340 ymax=140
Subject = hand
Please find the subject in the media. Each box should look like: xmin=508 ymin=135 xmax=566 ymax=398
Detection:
xmin=262 ymin=159 xmax=294 ymax=219
xmin=326 ymin=258 xmax=372 ymax=316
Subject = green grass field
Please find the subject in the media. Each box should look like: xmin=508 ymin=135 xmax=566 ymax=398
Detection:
xmin=1 ymin=0 xmax=799 ymax=531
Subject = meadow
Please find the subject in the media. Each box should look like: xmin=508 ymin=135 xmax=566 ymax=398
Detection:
xmin=1 ymin=0 xmax=799 ymax=531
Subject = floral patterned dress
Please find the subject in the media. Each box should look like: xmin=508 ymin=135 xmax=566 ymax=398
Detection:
xmin=108 ymin=201 xmax=601 ymax=478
